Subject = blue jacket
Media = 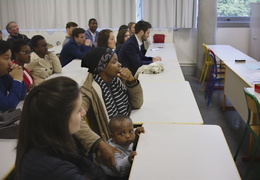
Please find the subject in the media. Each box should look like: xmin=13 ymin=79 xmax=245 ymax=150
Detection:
xmin=59 ymin=39 xmax=92 ymax=67
xmin=0 ymin=74 xmax=27 ymax=112
xmin=85 ymin=29 xmax=98 ymax=47
xmin=118 ymin=35 xmax=152 ymax=75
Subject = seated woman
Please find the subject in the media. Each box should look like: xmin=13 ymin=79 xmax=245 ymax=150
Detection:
xmin=128 ymin=22 xmax=135 ymax=36
xmin=15 ymin=77 xmax=106 ymax=180
xmin=25 ymin=35 xmax=62 ymax=85
xmin=79 ymin=47 xmax=143 ymax=142
xmin=97 ymin=29 xmax=116 ymax=50
xmin=0 ymin=40 xmax=27 ymax=112
xmin=115 ymin=29 xmax=130 ymax=55
xmin=12 ymin=40 xmax=34 ymax=91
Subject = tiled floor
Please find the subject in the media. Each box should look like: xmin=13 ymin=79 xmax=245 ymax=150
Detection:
xmin=184 ymin=74 xmax=260 ymax=180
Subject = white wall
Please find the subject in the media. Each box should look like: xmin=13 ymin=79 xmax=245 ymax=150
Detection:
xmin=216 ymin=28 xmax=249 ymax=54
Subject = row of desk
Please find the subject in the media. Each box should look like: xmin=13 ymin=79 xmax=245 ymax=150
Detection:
xmin=207 ymin=45 xmax=259 ymax=122
xmin=0 ymin=43 xmax=241 ymax=179
xmin=129 ymin=43 xmax=240 ymax=179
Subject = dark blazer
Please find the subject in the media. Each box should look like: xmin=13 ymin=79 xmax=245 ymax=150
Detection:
xmin=7 ymin=34 xmax=30 ymax=47
xmin=59 ymin=39 xmax=92 ymax=67
xmin=118 ymin=35 xmax=152 ymax=75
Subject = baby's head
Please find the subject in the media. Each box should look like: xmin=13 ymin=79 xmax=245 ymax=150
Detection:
xmin=109 ymin=114 xmax=135 ymax=146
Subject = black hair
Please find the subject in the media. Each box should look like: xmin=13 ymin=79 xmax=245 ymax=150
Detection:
xmin=11 ymin=40 xmax=29 ymax=60
xmin=135 ymin=20 xmax=152 ymax=34
xmin=119 ymin=25 xmax=128 ymax=31
xmin=66 ymin=22 xmax=78 ymax=29
xmin=0 ymin=40 xmax=11 ymax=55
xmin=30 ymin=35 xmax=44 ymax=49
xmin=116 ymin=29 xmax=129 ymax=44
xmin=97 ymin=29 xmax=113 ymax=48
xmin=72 ymin=28 xmax=86 ymax=38
xmin=15 ymin=77 xmax=80 ymax=178
xmin=109 ymin=114 xmax=132 ymax=133
xmin=88 ymin=18 xmax=97 ymax=24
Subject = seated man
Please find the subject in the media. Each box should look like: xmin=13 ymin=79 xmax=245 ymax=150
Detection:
xmin=6 ymin=21 xmax=30 ymax=46
xmin=118 ymin=20 xmax=161 ymax=76
xmin=62 ymin=21 xmax=78 ymax=47
xmin=59 ymin=28 xmax=93 ymax=67
xmin=85 ymin=18 xmax=99 ymax=47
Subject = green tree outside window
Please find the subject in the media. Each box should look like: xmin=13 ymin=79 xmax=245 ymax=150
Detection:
xmin=218 ymin=0 xmax=260 ymax=17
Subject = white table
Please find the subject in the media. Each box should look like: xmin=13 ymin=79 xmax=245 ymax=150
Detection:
xmin=0 ymin=139 xmax=16 ymax=179
xmin=138 ymin=43 xmax=185 ymax=81
xmin=130 ymin=81 xmax=203 ymax=124
xmin=207 ymin=45 xmax=256 ymax=63
xmin=224 ymin=61 xmax=260 ymax=122
xmin=49 ymin=45 xmax=62 ymax=55
xmin=206 ymin=45 xmax=259 ymax=122
xmin=129 ymin=123 xmax=241 ymax=180
xmin=47 ymin=60 xmax=88 ymax=86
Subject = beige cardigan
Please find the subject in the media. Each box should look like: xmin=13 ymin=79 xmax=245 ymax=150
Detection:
xmin=25 ymin=52 xmax=62 ymax=85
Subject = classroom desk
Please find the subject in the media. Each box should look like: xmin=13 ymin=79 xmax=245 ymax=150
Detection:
xmin=138 ymin=43 xmax=185 ymax=81
xmin=129 ymin=123 xmax=241 ymax=180
xmin=46 ymin=60 xmax=88 ymax=86
xmin=49 ymin=45 xmax=62 ymax=55
xmin=206 ymin=45 xmax=259 ymax=122
xmin=0 ymin=139 xmax=16 ymax=179
xmin=207 ymin=45 xmax=256 ymax=63
xmin=223 ymin=61 xmax=260 ymax=122
xmin=130 ymin=81 xmax=203 ymax=125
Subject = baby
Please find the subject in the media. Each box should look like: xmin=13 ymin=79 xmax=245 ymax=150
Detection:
xmin=101 ymin=114 xmax=145 ymax=180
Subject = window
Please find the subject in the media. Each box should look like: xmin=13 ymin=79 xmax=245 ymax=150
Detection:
xmin=217 ymin=0 xmax=260 ymax=27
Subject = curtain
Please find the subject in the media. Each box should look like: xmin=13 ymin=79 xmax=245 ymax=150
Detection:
xmin=0 ymin=0 xmax=136 ymax=30
xmin=143 ymin=0 xmax=197 ymax=28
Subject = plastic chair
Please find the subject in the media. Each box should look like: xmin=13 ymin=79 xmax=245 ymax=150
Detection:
xmin=200 ymin=43 xmax=211 ymax=87
xmin=204 ymin=50 xmax=225 ymax=106
xmin=234 ymin=88 xmax=260 ymax=179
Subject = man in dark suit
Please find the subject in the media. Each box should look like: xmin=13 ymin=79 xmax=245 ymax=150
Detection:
xmin=118 ymin=20 xmax=161 ymax=75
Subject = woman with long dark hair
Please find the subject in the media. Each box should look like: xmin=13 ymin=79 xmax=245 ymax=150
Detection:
xmin=15 ymin=77 xmax=106 ymax=180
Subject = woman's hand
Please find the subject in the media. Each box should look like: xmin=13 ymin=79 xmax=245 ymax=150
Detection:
xmin=117 ymin=67 xmax=135 ymax=82
xmin=9 ymin=64 xmax=23 ymax=81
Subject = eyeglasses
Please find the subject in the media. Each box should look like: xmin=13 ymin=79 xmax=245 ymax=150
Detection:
xmin=38 ymin=44 xmax=48 ymax=48
xmin=19 ymin=52 xmax=31 ymax=55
